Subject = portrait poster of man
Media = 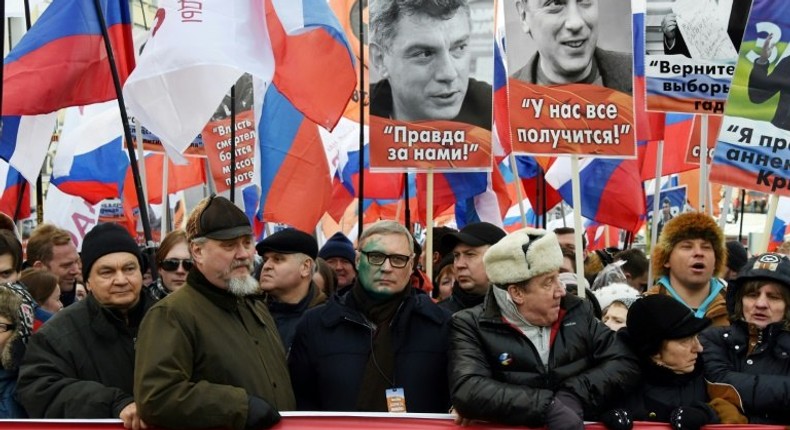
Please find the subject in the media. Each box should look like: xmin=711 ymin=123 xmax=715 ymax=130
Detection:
xmin=367 ymin=0 xmax=495 ymax=172
xmin=644 ymin=0 xmax=753 ymax=113
xmin=645 ymin=185 xmax=687 ymax=239
xmin=709 ymin=0 xmax=790 ymax=197
xmin=505 ymin=0 xmax=636 ymax=158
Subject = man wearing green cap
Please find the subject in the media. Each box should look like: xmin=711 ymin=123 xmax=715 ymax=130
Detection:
xmin=135 ymin=196 xmax=295 ymax=430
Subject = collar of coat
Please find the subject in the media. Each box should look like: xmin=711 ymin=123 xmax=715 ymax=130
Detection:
xmin=319 ymin=286 xmax=448 ymax=329
xmin=85 ymin=293 xmax=150 ymax=339
xmin=186 ymin=269 xmax=257 ymax=312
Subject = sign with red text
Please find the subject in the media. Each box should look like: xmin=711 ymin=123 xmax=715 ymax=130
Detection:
xmin=685 ymin=115 xmax=721 ymax=164
xmin=201 ymin=110 xmax=256 ymax=193
xmin=508 ymin=82 xmax=636 ymax=157
xmin=369 ymin=116 xmax=493 ymax=172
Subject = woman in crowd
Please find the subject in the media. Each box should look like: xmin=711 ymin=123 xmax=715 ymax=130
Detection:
xmin=313 ymin=258 xmax=338 ymax=297
xmin=594 ymin=283 xmax=639 ymax=331
xmin=432 ymin=253 xmax=455 ymax=302
xmin=147 ymin=230 xmax=191 ymax=301
xmin=19 ymin=269 xmax=62 ymax=329
xmin=0 ymin=287 xmax=25 ymax=418
xmin=611 ymin=294 xmax=745 ymax=429
xmin=701 ymin=252 xmax=790 ymax=424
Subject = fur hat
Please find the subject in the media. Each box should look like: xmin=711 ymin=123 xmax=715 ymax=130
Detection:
xmin=651 ymin=212 xmax=725 ymax=279
xmin=594 ymin=282 xmax=640 ymax=312
xmin=484 ymin=227 xmax=563 ymax=286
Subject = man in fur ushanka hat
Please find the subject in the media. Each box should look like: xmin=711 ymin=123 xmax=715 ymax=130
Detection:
xmin=447 ymin=228 xmax=639 ymax=429
xmin=646 ymin=212 xmax=729 ymax=326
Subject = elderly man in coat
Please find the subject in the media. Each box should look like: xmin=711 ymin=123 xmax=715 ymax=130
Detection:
xmin=448 ymin=227 xmax=640 ymax=429
xmin=134 ymin=196 xmax=294 ymax=430
xmin=17 ymin=224 xmax=152 ymax=428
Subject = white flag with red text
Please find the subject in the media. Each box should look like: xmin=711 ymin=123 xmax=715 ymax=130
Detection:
xmin=122 ymin=0 xmax=274 ymax=163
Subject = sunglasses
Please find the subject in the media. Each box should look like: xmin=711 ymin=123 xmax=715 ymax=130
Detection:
xmin=160 ymin=259 xmax=194 ymax=272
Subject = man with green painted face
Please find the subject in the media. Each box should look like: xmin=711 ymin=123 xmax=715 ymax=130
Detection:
xmin=288 ymin=221 xmax=451 ymax=412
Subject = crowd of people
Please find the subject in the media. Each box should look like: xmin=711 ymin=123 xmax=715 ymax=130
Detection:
xmin=1 ymin=194 xmax=790 ymax=430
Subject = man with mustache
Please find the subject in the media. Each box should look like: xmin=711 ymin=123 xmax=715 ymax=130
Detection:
xmin=369 ymin=0 xmax=492 ymax=129
xmin=134 ymin=196 xmax=294 ymax=430
xmin=288 ymin=221 xmax=451 ymax=412
xmin=646 ymin=212 xmax=729 ymax=327
xmin=512 ymin=0 xmax=632 ymax=92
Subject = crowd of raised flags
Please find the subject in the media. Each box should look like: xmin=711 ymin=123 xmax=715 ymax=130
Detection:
xmin=0 ymin=0 xmax=788 ymax=251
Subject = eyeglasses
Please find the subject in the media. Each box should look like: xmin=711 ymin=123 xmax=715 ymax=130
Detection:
xmin=0 ymin=323 xmax=16 ymax=333
xmin=360 ymin=250 xmax=412 ymax=268
xmin=160 ymin=259 xmax=194 ymax=272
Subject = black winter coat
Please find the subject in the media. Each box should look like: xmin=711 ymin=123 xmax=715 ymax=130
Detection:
xmin=288 ymin=288 xmax=451 ymax=412
xmin=700 ymin=320 xmax=790 ymax=423
xmin=17 ymin=294 xmax=151 ymax=418
xmin=615 ymin=357 xmax=710 ymax=423
xmin=449 ymin=290 xmax=640 ymax=427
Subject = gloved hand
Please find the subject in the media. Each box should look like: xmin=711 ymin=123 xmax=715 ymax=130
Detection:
xmin=670 ymin=404 xmax=716 ymax=430
xmin=599 ymin=408 xmax=634 ymax=430
xmin=246 ymin=395 xmax=281 ymax=429
xmin=708 ymin=398 xmax=747 ymax=424
xmin=545 ymin=391 xmax=584 ymax=430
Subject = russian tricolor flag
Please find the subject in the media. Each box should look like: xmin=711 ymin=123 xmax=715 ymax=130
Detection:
xmin=267 ymin=0 xmax=356 ymax=130
xmin=514 ymin=155 xmax=562 ymax=216
xmin=0 ymin=114 xmax=57 ymax=183
xmin=50 ymin=103 xmax=128 ymax=204
xmin=545 ymin=157 xmax=645 ymax=232
xmin=416 ymin=172 xmax=489 ymax=224
xmin=340 ymin=145 xmax=404 ymax=200
xmin=770 ymin=197 xmax=790 ymax=251
xmin=258 ymin=85 xmax=332 ymax=231
xmin=632 ymin=5 xmax=666 ymax=143
xmin=254 ymin=0 xmax=355 ymax=231
xmin=0 ymin=161 xmax=30 ymax=220
xmin=492 ymin=0 xmax=510 ymax=160
xmin=2 ymin=0 xmax=135 ymax=116
xmin=639 ymin=114 xmax=697 ymax=180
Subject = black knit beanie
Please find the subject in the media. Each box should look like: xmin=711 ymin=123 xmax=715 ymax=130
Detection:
xmin=81 ymin=224 xmax=143 ymax=280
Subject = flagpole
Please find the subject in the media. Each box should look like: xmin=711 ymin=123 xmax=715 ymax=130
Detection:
xmin=228 ymin=85 xmax=236 ymax=203
xmin=18 ymin=0 xmax=46 ymax=224
xmin=403 ymin=173 xmax=411 ymax=229
xmin=699 ymin=115 xmax=709 ymax=214
xmin=161 ymin=155 xmax=169 ymax=238
xmin=738 ymin=189 xmax=746 ymax=242
xmin=648 ymin=140 xmax=665 ymax=288
xmin=570 ymin=155 xmax=585 ymax=299
xmin=757 ymin=194 xmax=780 ymax=254
xmin=508 ymin=153 xmax=527 ymax=227
xmin=356 ymin=0 xmax=365 ymax=240
xmin=90 ymin=0 xmax=157 ymax=272
xmin=134 ymin=119 xmax=149 ymax=203
xmin=425 ymin=169 xmax=434 ymax=287
xmin=535 ymin=164 xmax=543 ymax=228
xmin=718 ymin=186 xmax=732 ymax=230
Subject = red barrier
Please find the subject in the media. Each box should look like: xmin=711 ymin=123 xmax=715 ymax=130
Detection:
xmin=0 ymin=415 xmax=786 ymax=429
